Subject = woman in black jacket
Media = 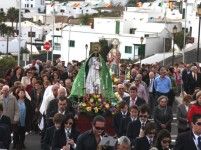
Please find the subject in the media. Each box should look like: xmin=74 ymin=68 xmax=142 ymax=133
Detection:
xmin=13 ymin=88 xmax=33 ymax=149
xmin=51 ymin=114 xmax=80 ymax=150
xmin=153 ymin=96 xmax=173 ymax=132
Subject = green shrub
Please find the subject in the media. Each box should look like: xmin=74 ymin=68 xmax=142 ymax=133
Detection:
xmin=0 ymin=56 xmax=17 ymax=78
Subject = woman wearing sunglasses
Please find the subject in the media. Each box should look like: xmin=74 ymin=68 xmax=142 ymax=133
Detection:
xmin=51 ymin=114 xmax=80 ymax=150
xmin=153 ymin=129 xmax=172 ymax=150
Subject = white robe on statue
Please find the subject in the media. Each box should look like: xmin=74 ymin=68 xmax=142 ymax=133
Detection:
xmin=85 ymin=57 xmax=101 ymax=94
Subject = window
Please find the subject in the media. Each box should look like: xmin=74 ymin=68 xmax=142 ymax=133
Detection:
xmin=125 ymin=46 xmax=132 ymax=54
xmin=69 ymin=40 xmax=75 ymax=47
xmin=115 ymin=21 xmax=120 ymax=34
xmin=25 ymin=4 xmax=26 ymax=7
xmin=31 ymin=4 xmax=33 ymax=8
xmin=27 ymin=4 xmax=29 ymax=7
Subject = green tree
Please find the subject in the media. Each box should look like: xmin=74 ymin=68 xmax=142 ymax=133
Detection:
xmin=0 ymin=56 xmax=17 ymax=78
xmin=79 ymin=14 xmax=90 ymax=25
xmin=7 ymin=7 xmax=19 ymax=29
xmin=0 ymin=23 xmax=6 ymax=36
xmin=174 ymin=31 xmax=186 ymax=49
xmin=0 ymin=11 xmax=6 ymax=23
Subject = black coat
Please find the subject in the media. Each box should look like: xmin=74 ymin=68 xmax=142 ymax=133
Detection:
xmin=30 ymin=88 xmax=44 ymax=110
xmin=46 ymin=99 xmax=75 ymax=127
xmin=23 ymin=99 xmax=33 ymax=131
xmin=42 ymin=126 xmax=58 ymax=150
xmin=113 ymin=112 xmax=130 ymax=137
xmin=184 ymin=72 xmax=201 ymax=95
xmin=134 ymin=136 xmax=151 ymax=150
xmin=123 ymin=96 xmax=146 ymax=107
xmin=0 ymin=124 xmax=11 ymax=149
xmin=126 ymin=119 xmax=150 ymax=142
xmin=76 ymin=130 xmax=98 ymax=150
xmin=52 ymin=128 xmax=80 ymax=150
xmin=0 ymin=115 xmax=11 ymax=131
xmin=153 ymin=106 xmax=173 ymax=132
xmin=174 ymin=131 xmax=197 ymax=150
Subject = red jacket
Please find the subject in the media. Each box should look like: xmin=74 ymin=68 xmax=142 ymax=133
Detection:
xmin=187 ymin=103 xmax=201 ymax=123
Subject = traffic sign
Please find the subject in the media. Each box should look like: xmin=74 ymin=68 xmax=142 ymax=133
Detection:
xmin=43 ymin=41 xmax=51 ymax=51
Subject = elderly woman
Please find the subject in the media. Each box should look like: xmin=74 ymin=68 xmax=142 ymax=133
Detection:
xmin=116 ymin=136 xmax=131 ymax=150
xmin=153 ymin=96 xmax=173 ymax=132
xmin=177 ymin=94 xmax=192 ymax=134
xmin=187 ymin=90 xmax=201 ymax=123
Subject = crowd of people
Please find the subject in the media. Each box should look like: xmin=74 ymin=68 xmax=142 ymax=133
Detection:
xmin=0 ymin=58 xmax=201 ymax=150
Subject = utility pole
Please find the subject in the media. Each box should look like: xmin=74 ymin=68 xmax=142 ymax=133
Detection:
xmin=52 ymin=4 xmax=55 ymax=64
xmin=30 ymin=26 xmax=33 ymax=61
xmin=18 ymin=0 xmax=22 ymax=66
xmin=6 ymin=35 xmax=9 ymax=56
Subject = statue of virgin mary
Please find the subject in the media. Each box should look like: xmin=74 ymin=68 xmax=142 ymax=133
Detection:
xmin=69 ymin=45 xmax=114 ymax=100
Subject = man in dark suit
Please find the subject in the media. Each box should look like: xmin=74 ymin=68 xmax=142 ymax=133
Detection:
xmin=127 ymin=104 xmax=150 ymax=145
xmin=184 ymin=66 xmax=201 ymax=95
xmin=0 ymin=103 xmax=11 ymax=130
xmin=42 ymin=113 xmax=64 ymax=150
xmin=0 ymin=124 xmax=11 ymax=149
xmin=76 ymin=115 xmax=106 ymax=150
xmin=134 ymin=122 xmax=156 ymax=150
xmin=123 ymin=86 xmax=146 ymax=108
xmin=46 ymin=96 xmax=75 ymax=127
xmin=113 ymin=101 xmax=130 ymax=137
xmin=182 ymin=64 xmax=191 ymax=94
xmin=174 ymin=113 xmax=201 ymax=150
xmin=0 ymin=103 xmax=11 ymax=149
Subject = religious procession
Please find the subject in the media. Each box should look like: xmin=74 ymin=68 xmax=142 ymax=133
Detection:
xmin=0 ymin=38 xmax=201 ymax=150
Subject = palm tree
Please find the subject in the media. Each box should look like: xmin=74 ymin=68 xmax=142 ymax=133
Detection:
xmin=0 ymin=11 xmax=6 ymax=23
xmin=0 ymin=23 xmax=7 ymax=36
xmin=5 ymin=26 xmax=14 ymax=55
xmin=7 ymin=7 xmax=19 ymax=29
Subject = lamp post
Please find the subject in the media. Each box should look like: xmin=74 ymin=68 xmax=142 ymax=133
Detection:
xmin=197 ymin=3 xmax=201 ymax=62
xmin=85 ymin=44 xmax=88 ymax=59
xmin=172 ymin=25 xmax=177 ymax=66
xmin=139 ymin=36 xmax=144 ymax=66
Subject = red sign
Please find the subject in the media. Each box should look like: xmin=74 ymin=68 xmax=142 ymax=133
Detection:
xmin=43 ymin=41 xmax=51 ymax=51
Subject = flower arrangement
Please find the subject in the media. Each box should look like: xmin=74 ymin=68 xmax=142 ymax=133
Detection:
xmin=79 ymin=94 xmax=117 ymax=115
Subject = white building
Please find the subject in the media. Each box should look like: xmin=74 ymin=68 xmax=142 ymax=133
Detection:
xmin=46 ymin=1 xmax=98 ymax=18
xmin=54 ymin=17 xmax=181 ymax=63
xmin=22 ymin=0 xmax=45 ymax=12
xmin=0 ymin=0 xmax=45 ymax=13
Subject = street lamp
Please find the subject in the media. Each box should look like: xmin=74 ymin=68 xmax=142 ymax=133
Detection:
xmin=139 ymin=36 xmax=144 ymax=66
xmin=197 ymin=3 xmax=201 ymax=62
xmin=172 ymin=25 xmax=177 ymax=66
xmin=85 ymin=44 xmax=88 ymax=59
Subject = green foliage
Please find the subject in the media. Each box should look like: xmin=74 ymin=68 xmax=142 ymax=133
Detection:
xmin=174 ymin=31 xmax=185 ymax=49
xmin=79 ymin=14 xmax=90 ymax=25
xmin=20 ymin=47 xmax=30 ymax=54
xmin=0 ymin=56 xmax=17 ymax=78
xmin=0 ymin=11 xmax=6 ymax=23
xmin=7 ymin=7 xmax=19 ymax=28
xmin=0 ymin=23 xmax=14 ymax=36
